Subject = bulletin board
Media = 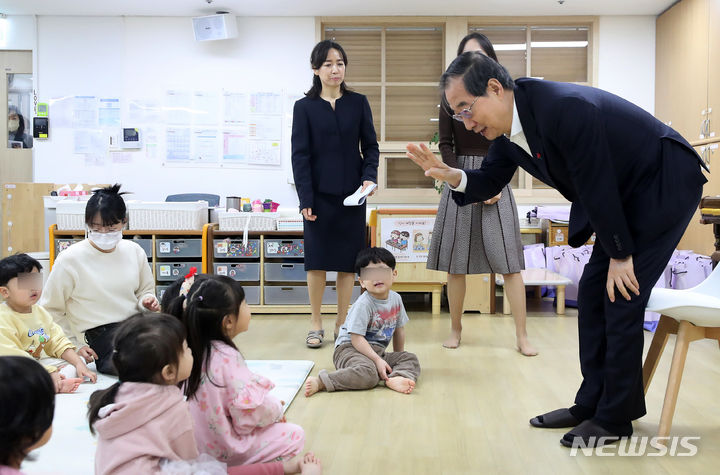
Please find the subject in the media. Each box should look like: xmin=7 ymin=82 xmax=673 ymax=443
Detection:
xmin=369 ymin=208 xmax=494 ymax=314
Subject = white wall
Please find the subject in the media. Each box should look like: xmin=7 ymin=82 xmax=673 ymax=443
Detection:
xmin=29 ymin=14 xmax=657 ymax=206
xmin=1 ymin=15 xmax=36 ymax=50
xmin=598 ymin=15 xmax=656 ymax=114
xmin=33 ymin=16 xmax=316 ymax=204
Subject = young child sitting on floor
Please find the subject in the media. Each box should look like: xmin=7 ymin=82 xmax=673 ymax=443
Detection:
xmin=305 ymin=247 xmax=420 ymax=397
xmin=0 ymin=356 xmax=56 ymax=474
xmin=166 ymin=275 xmax=305 ymax=465
xmin=0 ymin=254 xmax=95 ymax=393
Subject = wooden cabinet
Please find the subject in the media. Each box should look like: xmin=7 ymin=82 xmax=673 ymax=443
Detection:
xmin=655 ymin=0 xmax=711 ymax=142
xmin=709 ymin=0 xmax=720 ymax=139
xmin=657 ymin=0 xmax=720 ymax=254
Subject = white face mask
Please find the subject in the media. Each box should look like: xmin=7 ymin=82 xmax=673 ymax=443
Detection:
xmin=8 ymin=119 xmax=19 ymax=133
xmin=88 ymin=230 xmax=123 ymax=251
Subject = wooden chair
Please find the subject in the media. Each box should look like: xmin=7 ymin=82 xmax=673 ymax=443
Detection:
xmin=642 ymin=264 xmax=720 ymax=438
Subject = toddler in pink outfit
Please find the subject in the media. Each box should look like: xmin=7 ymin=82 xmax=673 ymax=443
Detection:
xmin=177 ymin=275 xmax=305 ymax=465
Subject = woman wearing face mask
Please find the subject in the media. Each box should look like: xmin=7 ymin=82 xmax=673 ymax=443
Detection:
xmin=425 ymin=33 xmax=536 ymax=356
xmin=8 ymin=107 xmax=33 ymax=149
xmin=40 ymin=184 xmax=158 ymax=375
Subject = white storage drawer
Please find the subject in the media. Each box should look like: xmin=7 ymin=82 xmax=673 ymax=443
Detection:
xmin=156 ymin=262 xmax=202 ymax=281
xmin=322 ymin=286 xmax=362 ymax=304
xmin=264 ymin=286 xmax=309 ymax=305
xmin=214 ymin=262 xmax=260 ymax=281
xmin=156 ymin=239 xmax=203 ymax=258
xmin=243 ymin=286 xmax=260 ymax=305
xmin=263 ymin=263 xmax=306 ymax=282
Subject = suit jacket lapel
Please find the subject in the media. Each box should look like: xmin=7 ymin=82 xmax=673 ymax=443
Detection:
xmin=513 ymin=82 xmax=554 ymax=187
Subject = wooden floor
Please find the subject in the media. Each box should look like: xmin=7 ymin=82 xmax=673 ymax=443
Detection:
xmin=236 ymin=297 xmax=720 ymax=475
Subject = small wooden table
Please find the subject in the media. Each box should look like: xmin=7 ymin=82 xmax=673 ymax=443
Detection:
xmin=495 ymin=268 xmax=573 ymax=315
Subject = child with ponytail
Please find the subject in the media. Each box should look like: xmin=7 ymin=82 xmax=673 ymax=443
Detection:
xmin=180 ymin=276 xmax=305 ymax=465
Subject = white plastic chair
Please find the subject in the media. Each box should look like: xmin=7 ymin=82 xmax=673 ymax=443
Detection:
xmin=642 ymin=263 xmax=720 ymax=438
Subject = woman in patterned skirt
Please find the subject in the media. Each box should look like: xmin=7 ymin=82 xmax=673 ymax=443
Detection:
xmin=426 ymin=33 xmax=537 ymax=356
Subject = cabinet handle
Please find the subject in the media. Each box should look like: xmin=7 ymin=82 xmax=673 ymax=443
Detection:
xmin=281 ymin=264 xmax=294 ymax=269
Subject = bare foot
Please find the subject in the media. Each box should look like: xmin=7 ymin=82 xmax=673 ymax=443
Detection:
xmin=58 ymin=377 xmax=83 ymax=393
xmin=517 ymin=336 xmax=539 ymax=357
xmin=442 ymin=329 xmax=462 ymax=349
xmin=300 ymin=452 xmax=322 ymax=475
xmin=282 ymin=457 xmax=302 ymax=474
xmin=386 ymin=376 xmax=416 ymax=394
xmin=304 ymin=376 xmax=325 ymax=397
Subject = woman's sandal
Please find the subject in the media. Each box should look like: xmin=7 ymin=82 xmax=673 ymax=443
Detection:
xmin=306 ymin=329 xmax=324 ymax=348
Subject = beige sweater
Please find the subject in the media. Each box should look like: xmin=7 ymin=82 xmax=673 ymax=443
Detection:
xmin=39 ymin=239 xmax=155 ymax=347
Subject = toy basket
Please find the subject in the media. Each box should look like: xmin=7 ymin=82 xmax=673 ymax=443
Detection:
xmin=217 ymin=211 xmax=276 ymax=231
xmin=55 ymin=201 xmax=88 ymax=230
xmin=127 ymin=201 xmax=208 ymax=230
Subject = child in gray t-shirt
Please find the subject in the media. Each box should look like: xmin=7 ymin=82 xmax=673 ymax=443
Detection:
xmin=304 ymin=247 xmax=420 ymax=396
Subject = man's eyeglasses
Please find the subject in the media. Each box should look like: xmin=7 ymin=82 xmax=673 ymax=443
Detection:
xmin=452 ymin=96 xmax=479 ymax=122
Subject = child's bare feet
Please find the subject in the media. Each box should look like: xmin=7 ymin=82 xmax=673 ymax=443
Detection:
xmin=300 ymin=452 xmax=322 ymax=475
xmin=304 ymin=376 xmax=325 ymax=397
xmin=58 ymin=377 xmax=83 ymax=393
xmin=442 ymin=329 xmax=462 ymax=349
xmin=386 ymin=376 xmax=415 ymax=394
xmin=282 ymin=457 xmax=303 ymax=474
xmin=517 ymin=336 xmax=538 ymax=357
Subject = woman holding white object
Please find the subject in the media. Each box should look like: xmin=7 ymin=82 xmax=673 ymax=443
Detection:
xmin=291 ymin=40 xmax=379 ymax=348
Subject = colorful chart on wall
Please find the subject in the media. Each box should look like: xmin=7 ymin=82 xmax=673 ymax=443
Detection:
xmin=380 ymin=217 xmax=435 ymax=262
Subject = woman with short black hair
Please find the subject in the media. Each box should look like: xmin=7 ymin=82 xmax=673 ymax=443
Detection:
xmin=40 ymin=184 xmax=158 ymax=375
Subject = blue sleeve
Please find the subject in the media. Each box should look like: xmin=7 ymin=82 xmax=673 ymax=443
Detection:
xmin=291 ymin=100 xmax=314 ymax=210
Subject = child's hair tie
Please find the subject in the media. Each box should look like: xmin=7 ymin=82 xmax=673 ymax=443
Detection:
xmin=179 ymin=266 xmax=199 ymax=299
xmin=197 ymin=295 xmax=204 ymax=301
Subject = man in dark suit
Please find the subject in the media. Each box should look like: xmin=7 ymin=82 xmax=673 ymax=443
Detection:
xmin=407 ymin=52 xmax=707 ymax=447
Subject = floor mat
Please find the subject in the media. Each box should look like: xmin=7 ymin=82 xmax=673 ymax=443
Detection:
xmin=23 ymin=360 xmax=314 ymax=475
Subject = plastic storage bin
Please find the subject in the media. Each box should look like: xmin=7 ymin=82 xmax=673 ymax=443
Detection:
xmin=127 ymin=201 xmax=208 ymax=231
xmin=322 ymin=286 xmax=362 ymax=304
xmin=243 ymin=286 xmax=260 ymax=305
xmin=264 ymin=263 xmax=306 ymax=282
xmin=264 ymin=286 xmax=310 ymax=305
xmin=156 ymin=239 xmax=203 ymax=258
xmin=264 ymin=239 xmax=304 ymax=258
xmin=217 ymin=211 xmax=276 ymax=231
xmin=156 ymin=285 xmax=170 ymax=299
xmin=129 ymin=238 xmax=153 ymax=258
xmin=156 ymin=262 xmax=202 ymax=281
xmin=213 ymin=239 xmax=260 ymax=258
xmin=54 ymin=238 xmax=82 ymax=257
xmin=55 ymin=201 xmax=87 ymax=230
xmin=213 ymin=262 xmax=260 ymax=281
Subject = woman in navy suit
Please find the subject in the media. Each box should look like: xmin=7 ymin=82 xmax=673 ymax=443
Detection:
xmin=292 ymin=40 xmax=379 ymax=348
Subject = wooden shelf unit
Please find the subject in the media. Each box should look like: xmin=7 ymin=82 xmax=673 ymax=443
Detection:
xmin=206 ymin=226 xmax=341 ymax=315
